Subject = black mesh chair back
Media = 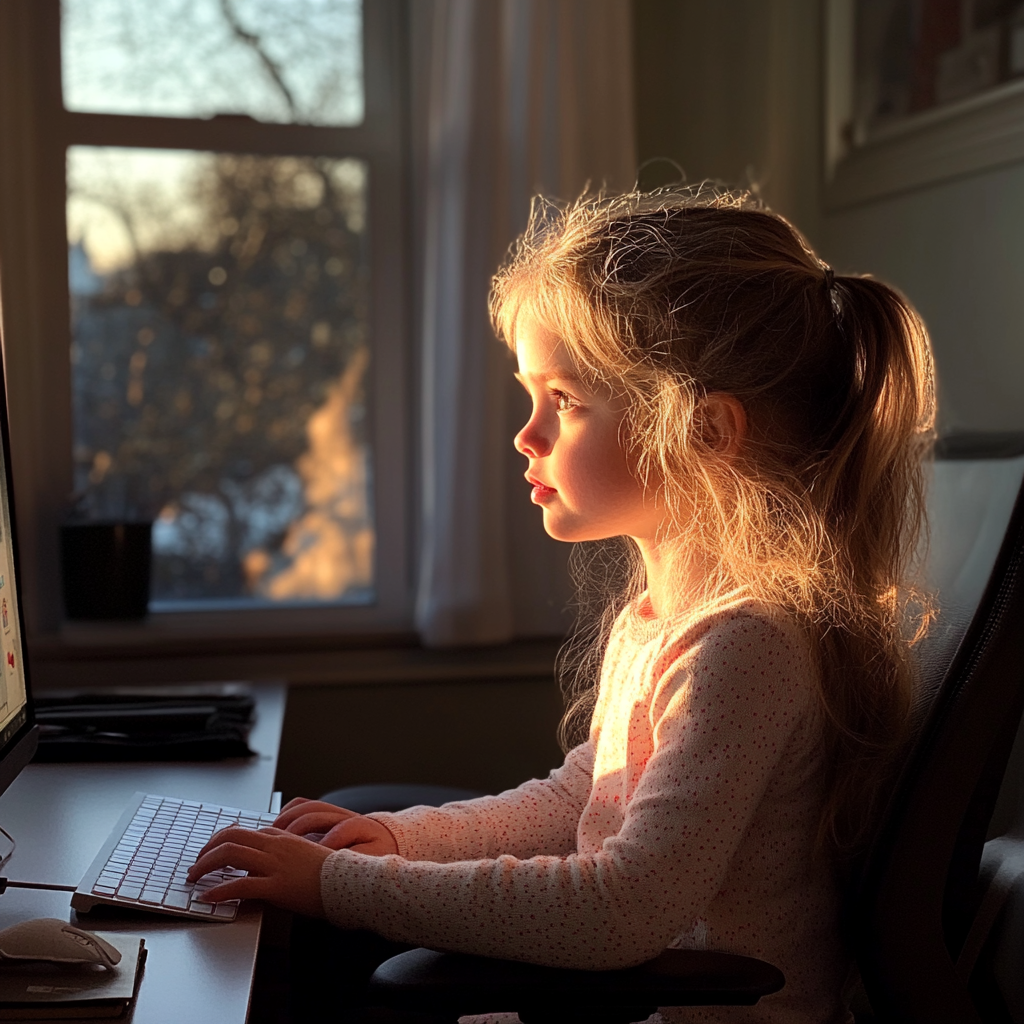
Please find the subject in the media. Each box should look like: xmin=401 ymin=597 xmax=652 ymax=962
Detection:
xmin=853 ymin=436 xmax=1024 ymax=1023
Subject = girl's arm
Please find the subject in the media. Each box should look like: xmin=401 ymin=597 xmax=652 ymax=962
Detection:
xmin=313 ymin=614 xmax=816 ymax=970
xmin=366 ymin=740 xmax=594 ymax=862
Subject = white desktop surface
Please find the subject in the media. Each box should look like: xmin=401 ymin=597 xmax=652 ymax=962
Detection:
xmin=0 ymin=680 xmax=286 ymax=1024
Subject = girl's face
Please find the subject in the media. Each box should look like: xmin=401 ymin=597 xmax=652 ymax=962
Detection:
xmin=513 ymin=318 xmax=664 ymax=544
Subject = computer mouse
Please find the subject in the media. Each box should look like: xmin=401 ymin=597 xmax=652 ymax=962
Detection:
xmin=0 ymin=918 xmax=121 ymax=968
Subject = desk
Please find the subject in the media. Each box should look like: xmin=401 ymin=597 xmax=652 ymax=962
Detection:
xmin=0 ymin=680 xmax=285 ymax=1024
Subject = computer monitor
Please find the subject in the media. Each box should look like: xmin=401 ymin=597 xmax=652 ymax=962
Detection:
xmin=0 ymin=341 xmax=39 ymax=824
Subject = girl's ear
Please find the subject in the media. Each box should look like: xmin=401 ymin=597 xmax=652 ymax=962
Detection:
xmin=701 ymin=393 xmax=747 ymax=456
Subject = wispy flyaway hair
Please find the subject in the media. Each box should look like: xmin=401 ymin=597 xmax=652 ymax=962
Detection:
xmin=490 ymin=186 xmax=936 ymax=858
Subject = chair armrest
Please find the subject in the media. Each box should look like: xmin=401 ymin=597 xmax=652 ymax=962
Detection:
xmin=368 ymin=946 xmax=784 ymax=1020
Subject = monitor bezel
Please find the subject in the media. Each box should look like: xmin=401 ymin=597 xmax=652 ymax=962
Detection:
xmin=0 ymin=336 xmax=39 ymax=799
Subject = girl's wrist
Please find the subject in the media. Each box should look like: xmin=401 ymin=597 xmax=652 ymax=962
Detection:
xmin=366 ymin=812 xmax=403 ymax=856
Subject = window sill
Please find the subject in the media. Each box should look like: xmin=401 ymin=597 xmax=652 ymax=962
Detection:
xmin=28 ymin=626 xmax=563 ymax=691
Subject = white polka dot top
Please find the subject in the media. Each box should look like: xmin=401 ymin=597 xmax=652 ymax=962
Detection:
xmin=320 ymin=599 xmax=854 ymax=1024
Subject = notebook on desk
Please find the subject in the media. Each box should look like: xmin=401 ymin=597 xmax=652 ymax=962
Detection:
xmin=0 ymin=933 xmax=145 ymax=1020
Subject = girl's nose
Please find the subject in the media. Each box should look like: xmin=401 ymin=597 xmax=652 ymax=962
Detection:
xmin=515 ymin=416 xmax=552 ymax=458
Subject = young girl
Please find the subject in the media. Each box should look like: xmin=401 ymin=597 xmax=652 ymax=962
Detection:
xmin=189 ymin=187 xmax=936 ymax=1023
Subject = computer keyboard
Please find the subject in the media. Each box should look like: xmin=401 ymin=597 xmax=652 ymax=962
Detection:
xmin=72 ymin=792 xmax=277 ymax=921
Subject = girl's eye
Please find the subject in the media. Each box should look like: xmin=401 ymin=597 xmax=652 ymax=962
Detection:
xmin=554 ymin=391 xmax=578 ymax=412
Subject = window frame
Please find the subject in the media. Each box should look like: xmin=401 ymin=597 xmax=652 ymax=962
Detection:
xmin=0 ymin=0 xmax=413 ymax=645
xmin=825 ymin=0 xmax=1024 ymax=209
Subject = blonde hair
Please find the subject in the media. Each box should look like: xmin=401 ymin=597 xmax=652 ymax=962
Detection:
xmin=490 ymin=186 xmax=936 ymax=857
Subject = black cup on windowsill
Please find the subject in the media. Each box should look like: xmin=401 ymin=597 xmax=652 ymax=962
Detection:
xmin=60 ymin=521 xmax=153 ymax=621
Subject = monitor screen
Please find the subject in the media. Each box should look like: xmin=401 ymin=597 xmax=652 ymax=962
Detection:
xmin=0 ymin=433 xmax=27 ymax=746
xmin=0 ymin=341 xmax=38 ymax=803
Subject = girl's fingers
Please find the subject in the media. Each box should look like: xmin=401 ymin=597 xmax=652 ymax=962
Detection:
xmin=272 ymin=797 xmax=314 ymax=826
xmin=282 ymin=811 xmax=354 ymax=835
xmin=273 ymin=800 xmax=357 ymax=830
xmin=188 ymin=835 xmax=272 ymax=882
xmin=196 ymin=824 xmax=286 ymax=861
xmin=195 ymin=876 xmax=266 ymax=904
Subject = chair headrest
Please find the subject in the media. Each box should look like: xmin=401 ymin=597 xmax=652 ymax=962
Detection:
xmin=913 ymin=454 xmax=1024 ymax=715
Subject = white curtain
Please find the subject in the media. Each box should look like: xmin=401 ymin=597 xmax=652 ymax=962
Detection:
xmin=413 ymin=0 xmax=637 ymax=647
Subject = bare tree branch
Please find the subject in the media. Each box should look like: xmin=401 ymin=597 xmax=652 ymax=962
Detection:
xmin=217 ymin=0 xmax=299 ymax=119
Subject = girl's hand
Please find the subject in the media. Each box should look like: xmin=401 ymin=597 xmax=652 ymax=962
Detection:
xmin=273 ymin=797 xmax=360 ymax=836
xmin=273 ymin=797 xmax=398 ymax=855
xmin=317 ymin=814 xmax=398 ymax=854
xmin=186 ymin=826 xmax=330 ymax=917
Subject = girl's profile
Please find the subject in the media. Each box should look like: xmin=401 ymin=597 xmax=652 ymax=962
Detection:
xmin=188 ymin=186 xmax=936 ymax=1024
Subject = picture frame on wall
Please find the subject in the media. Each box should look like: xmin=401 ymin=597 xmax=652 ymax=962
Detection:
xmin=825 ymin=0 xmax=1024 ymax=208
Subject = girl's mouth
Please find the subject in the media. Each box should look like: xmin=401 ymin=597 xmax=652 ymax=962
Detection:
xmin=528 ymin=477 xmax=557 ymax=503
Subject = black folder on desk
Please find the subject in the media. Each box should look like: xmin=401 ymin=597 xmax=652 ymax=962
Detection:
xmin=32 ymin=684 xmax=256 ymax=762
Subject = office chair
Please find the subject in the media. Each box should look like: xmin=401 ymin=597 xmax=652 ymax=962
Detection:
xmin=363 ymin=436 xmax=1024 ymax=1023
xmin=850 ymin=435 xmax=1024 ymax=1024
xmin=320 ymin=783 xmax=484 ymax=814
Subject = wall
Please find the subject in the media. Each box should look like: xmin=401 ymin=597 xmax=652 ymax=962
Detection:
xmin=823 ymin=163 xmax=1024 ymax=433
xmin=632 ymin=0 xmax=823 ymax=244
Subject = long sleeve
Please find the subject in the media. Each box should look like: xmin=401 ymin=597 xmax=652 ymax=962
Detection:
xmin=366 ymin=741 xmax=595 ymax=862
xmin=320 ymin=612 xmax=820 ymax=972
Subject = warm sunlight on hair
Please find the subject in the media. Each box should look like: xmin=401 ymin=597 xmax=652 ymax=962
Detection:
xmin=490 ymin=185 xmax=937 ymax=856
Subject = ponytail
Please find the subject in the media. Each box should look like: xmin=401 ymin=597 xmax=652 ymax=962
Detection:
xmin=806 ymin=274 xmax=935 ymax=853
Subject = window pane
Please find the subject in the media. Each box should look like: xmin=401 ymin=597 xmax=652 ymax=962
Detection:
xmin=67 ymin=147 xmax=373 ymax=608
xmin=62 ymin=0 xmax=363 ymax=127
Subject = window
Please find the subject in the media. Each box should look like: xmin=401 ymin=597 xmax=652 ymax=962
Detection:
xmin=0 ymin=0 xmax=410 ymax=638
xmin=826 ymin=0 xmax=1024 ymax=207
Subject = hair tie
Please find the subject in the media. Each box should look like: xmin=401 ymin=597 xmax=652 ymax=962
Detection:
xmin=820 ymin=262 xmax=844 ymax=326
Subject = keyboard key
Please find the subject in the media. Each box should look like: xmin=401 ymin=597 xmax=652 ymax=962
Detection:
xmin=92 ymin=884 xmax=118 ymax=895
xmin=188 ymin=900 xmax=215 ymax=914
xmin=163 ymin=889 xmax=192 ymax=909
xmin=213 ymin=903 xmax=237 ymax=918
xmin=118 ymin=885 xmax=143 ymax=899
